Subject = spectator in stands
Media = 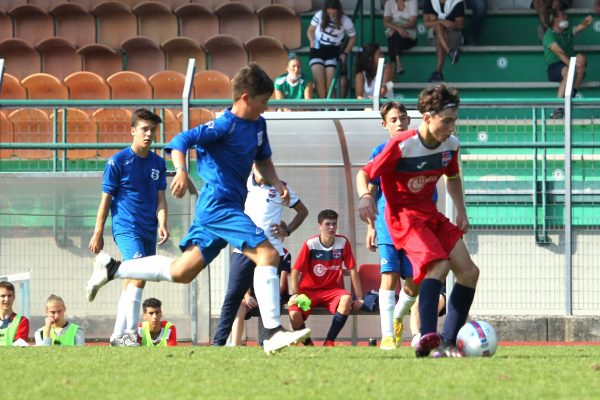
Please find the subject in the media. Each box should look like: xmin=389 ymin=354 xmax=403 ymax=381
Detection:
xmin=383 ymin=0 xmax=418 ymax=76
xmin=307 ymin=0 xmax=356 ymax=99
xmin=423 ymin=0 xmax=465 ymax=83
xmin=357 ymin=84 xmax=480 ymax=358
xmin=288 ymin=209 xmax=364 ymax=347
xmin=88 ymin=108 xmax=169 ymax=348
xmin=543 ymin=9 xmax=593 ymax=119
xmin=464 ymin=0 xmax=487 ymax=45
xmin=0 ymin=281 xmax=29 ymax=346
xmin=34 ymin=294 xmax=84 ymax=346
xmin=274 ymin=56 xmax=313 ymax=112
xmin=137 ymin=298 xmax=177 ymax=347
xmin=354 ymin=43 xmax=396 ymax=104
xmin=212 ymin=165 xmax=308 ymax=347
xmin=532 ymin=0 xmax=573 ymax=40
xmin=596 ymin=0 xmax=600 ymax=15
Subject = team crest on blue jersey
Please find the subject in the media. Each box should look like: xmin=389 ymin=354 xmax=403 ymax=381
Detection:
xmin=381 ymin=258 xmax=388 ymax=265
xmin=268 ymin=189 xmax=276 ymax=198
xmin=332 ymin=249 xmax=342 ymax=259
xmin=151 ymin=169 xmax=160 ymax=180
xmin=257 ymin=130 xmax=264 ymax=146
xmin=255 ymin=227 xmax=264 ymax=235
xmin=441 ymin=151 xmax=452 ymax=166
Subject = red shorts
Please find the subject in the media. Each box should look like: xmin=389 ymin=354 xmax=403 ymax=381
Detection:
xmin=288 ymin=287 xmax=350 ymax=320
xmin=400 ymin=212 xmax=464 ymax=285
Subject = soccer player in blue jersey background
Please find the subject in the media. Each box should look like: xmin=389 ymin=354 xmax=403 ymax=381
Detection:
xmin=89 ymin=108 xmax=169 ymax=347
xmin=86 ymin=63 xmax=311 ymax=354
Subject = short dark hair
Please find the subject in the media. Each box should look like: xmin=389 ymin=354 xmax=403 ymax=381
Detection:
xmin=380 ymin=101 xmax=408 ymax=121
xmin=232 ymin=63 xmax=274 ymax=101
xmin=417 ymin=84 xmax=460 ymax=114
xmin=142 ymin=297 xmax=162 ymax=312
xmin=318 ymin=209 xmax=338 ymax=224
xmin=0 ymin=281 xmax=15 ymax=293
xmin=131 ymin=108 xmax=162 ymax=128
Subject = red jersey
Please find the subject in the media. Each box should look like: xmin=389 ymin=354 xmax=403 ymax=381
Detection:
xmin=137 ymin=320 xmax=177 ymax=346
xmin=293 ymin=234 xmax=356 ymax=291
xmin=361 ymin=129 xmax=460 ymax=249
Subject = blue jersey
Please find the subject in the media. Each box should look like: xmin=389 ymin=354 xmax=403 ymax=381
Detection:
xmin=370 ymin=141 xmax=438 ymax=245
xmin=102 ymin=147 xmax=167 ymax=241
xmin=165 ymin=108 xmax=272 ymax=216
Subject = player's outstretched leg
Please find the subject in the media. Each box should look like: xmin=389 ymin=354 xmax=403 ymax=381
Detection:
xmin=263 ymin=326 xmax=311 ymax=354
xmin=86 ymin=252 xmax=121 ymax=302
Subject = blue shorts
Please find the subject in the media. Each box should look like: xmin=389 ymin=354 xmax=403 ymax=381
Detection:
xmin=114 ymin=233 xmax=157 ymax=261
xmin=378 ymin=244 xmax=413 ymax=279
xmin=180 ymin=207 xmax=268 ymax=264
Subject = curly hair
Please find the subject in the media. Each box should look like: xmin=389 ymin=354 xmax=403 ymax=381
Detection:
xmin=417 ymin=84 xmax=460 ymax=114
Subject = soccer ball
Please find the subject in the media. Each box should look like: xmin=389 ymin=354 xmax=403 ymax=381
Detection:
xmin=456 ymin=320 xmax=498 ymax=357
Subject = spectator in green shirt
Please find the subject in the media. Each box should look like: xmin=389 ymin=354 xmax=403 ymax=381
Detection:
xmin=274 ymin=57 xmax=313 ymax=112
xmin=542 ymin=9 xmax=593 ymax=118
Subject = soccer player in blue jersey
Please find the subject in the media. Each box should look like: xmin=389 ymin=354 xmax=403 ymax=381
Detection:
xmin=86 ymin=63 xmax=311 ymax=354
xmin=89 ymin=108 xmax=169 ymax=347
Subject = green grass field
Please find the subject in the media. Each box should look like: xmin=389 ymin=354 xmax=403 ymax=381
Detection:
xmin=3 ymin=345 xmax=600 ymax=399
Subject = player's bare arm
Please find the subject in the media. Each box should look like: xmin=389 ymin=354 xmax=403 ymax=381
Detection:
xmin=446 ymin=175 xmax=470 ymax=232
xmin=349 ymin=268 xmax=364 ymax=311
xmin=156 ymin=190 xmax=169 ymax=244
xmin=287 ymin=269 xmax=300 ymax=306
xmin=169 ymin=149 xmax=189 ymax=198
xmin=254 ymin=157 xmax=289 ymax=204
xmin=356 ymin=169 xmax=377 ymax=223
xmin=89 ymin=193 xmax=112 ymax=254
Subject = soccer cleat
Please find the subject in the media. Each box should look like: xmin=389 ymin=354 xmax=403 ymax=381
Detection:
xmin=85 ymin=252 xmax=115 ymax=302
xmin=380 ymin=336 xmax=397 ymax=351
xmin=110 ymin=330 xmax=140 ymax=347
xmin=432 ymin=340 xmax=462 ymax=358
xmin=411 ymin=333 xmax=421 ymax=349
xmin=323 ymin=340 xmax=335 ymax=347
xmin=393 ymin=318 xmax=404 ymax=347
xmin=303 ymin=338 xmax=314 ymax=346
xmin=415 ymin=332 xmax=441 ymax=358
xmin=262 ymin=326 xmax=311 ymax=355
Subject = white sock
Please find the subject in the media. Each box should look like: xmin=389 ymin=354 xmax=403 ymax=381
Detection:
xmin=112 ymin=291 xmax=128 ymax=340
xmin=114 ymin=256 xmax=173 ymax=282
xmin=394 ymin=290 xmax=417 ymax=319
xmin=125 ymin=285 xmax=144 ymax=331
xmin=379 ymin=289 xmax=395 ymax=338
xmin=253 ymin=266 xmax=281 ymax=330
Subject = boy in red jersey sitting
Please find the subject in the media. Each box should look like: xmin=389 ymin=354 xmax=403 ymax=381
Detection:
xmin=137 ymin=298 xmax=176 ymax=347
xmin=0 ymin=281 xmax=29 ymax=346
xmin=288 ymin=209 xmax=364 ymax=346
xmin=356 ymin=84 xmax=480 ymax=357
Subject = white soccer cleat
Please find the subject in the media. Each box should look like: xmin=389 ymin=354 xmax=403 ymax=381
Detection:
xmin=263 ymin=327 xmax=311 ymax=355
xmin=85 ymin=252 xmax=113 ymax=302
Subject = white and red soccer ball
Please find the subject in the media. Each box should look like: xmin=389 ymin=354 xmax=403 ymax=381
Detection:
xmin=457 ymin=320 xmax=498 ymax=357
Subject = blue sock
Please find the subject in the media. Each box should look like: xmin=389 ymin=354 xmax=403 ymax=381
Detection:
xmin=325 ymin=312 xmax=348 ymax=342
xmin=441 ymin=283 xmax=476 ymax=343
xmin=419 ymin=278 xmax=443 ymax=335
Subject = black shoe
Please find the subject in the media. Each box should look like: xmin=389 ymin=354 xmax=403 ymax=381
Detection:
xmin=448 ymin=48 xmax=460 ymax=65
xmin=427 ymin=71 xmax=444 ymax=83
xmin=551 ymin=107 xmax=564 ymax=119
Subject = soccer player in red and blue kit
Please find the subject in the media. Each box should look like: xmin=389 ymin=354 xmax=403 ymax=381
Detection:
xmin=357 ymin=84 xmax=480 ymax=357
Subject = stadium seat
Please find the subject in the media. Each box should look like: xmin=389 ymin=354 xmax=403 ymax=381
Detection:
xmin=175 ymin=4 xmax=218 ymax=47
xmin=9 ymin=108 xmax=55 ymax=159
xmin=107 ymin=71 xmax=152 ymax=99
xmin=246 ymin=0 xmax=271 ymax=10
xmin=245 ymin=36 xmax=288 ymax=80
xmin=50 ymin=2 xmax=96 ymax=48
xmin=193 ymin=69 xmax=231 ymax=99
xmin=36 ymin=37 xmax=82 ymax=81
xmin=214 ymin=2 xmax=259 ymax=43
xmin=190 ymin=1 xmax=229 ymax=11
xmin=133 ymin=1 xmax=178 ymax=45
xmin=50 ymin=108 xmax=97 ymax=159
xmin=121 ymin=36 xmax=165 ymax=77
xmin=272 ymin=0 xmax=312 ymax=13
xmin=162 ymin=37 xmax=206 ymax=74
xmin=0 ymin=73 xmax=27 ymax=99
xmin=78 ymin=44 xmax=123 ymax=80
xmin=9 ymin=5 xmax=54 ymax=47
xmin=27 ymin=0 xmax=54 ymax=10
xmin=203 ymin=34 xmax=247 ymax=79
xmin=156 ymin=108 xmax=181 ymax=142
xmin=0 ymin=9 xmax=12 ymax=43
xmin=149 ymin=70 xmax=186 ymax=99
xmin=177 ymin=108 xmax=215 ymax=129
xmin=0 ymin=111 xmax=14 ymax=159
xmin=64 ymin=71 xmax=110 ymax=100
xmin=258 ymin=4 xmax=301 ymax=50
xmin=93 ymin=108 xmax=132 ymax=158
xmin=2 ymin=1 xmax=28 ymax=12
xmin=92 ymin=1 xmax=137 ymax=49
xmin=0 ymin=39 xmax=41 ymax=80
xmin=21 ymin=73 xmax=69 ymax=100
xmin=357 ymin=264 xmax=400 ymax=294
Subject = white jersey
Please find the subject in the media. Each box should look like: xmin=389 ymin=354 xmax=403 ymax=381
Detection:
xmin=243 ymin=174 xmax=300 ymax=256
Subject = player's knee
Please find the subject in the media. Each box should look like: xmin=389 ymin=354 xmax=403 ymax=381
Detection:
xmin=404 ymin=283 xmax=419 ymax=297
xmin=338 ymin=295 xmax=352 ymax=313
